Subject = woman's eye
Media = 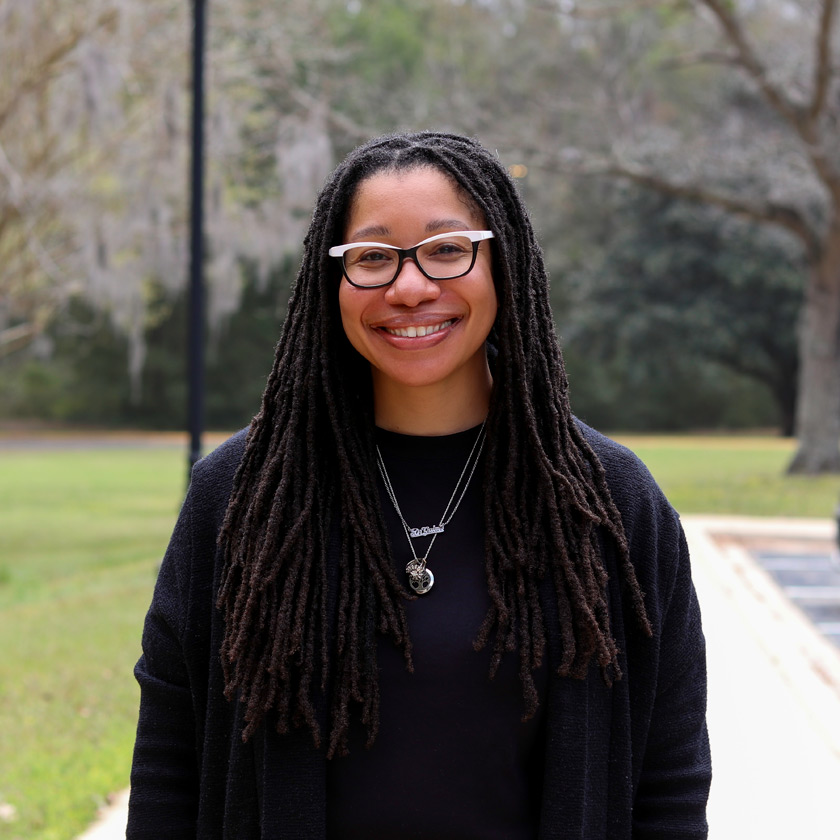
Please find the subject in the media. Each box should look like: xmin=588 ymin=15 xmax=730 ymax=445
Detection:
xmin=429 ymin=241 xmax=468 ymax=258
xmin=355 ymin=249 xmax=394 ymax=265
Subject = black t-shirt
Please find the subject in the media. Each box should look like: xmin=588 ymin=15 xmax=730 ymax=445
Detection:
xmin=326 ymin=425 xmax=547 ymax=839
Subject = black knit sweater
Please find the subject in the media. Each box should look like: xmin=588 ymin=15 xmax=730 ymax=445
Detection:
xmin=127 ymin=422 xmax=711 ymax=839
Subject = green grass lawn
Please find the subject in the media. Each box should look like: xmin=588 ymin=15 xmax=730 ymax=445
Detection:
xmin=617 ymin=434 xmax=840 ymax=518
xmin=0 ymin=446 xmax=186 ymax=840
xmin=0 ymin=433 xmax=838 ymax=839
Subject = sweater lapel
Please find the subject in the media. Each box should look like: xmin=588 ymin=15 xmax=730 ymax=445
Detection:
xmin=537 ymin=558 xmax=618 ymax=839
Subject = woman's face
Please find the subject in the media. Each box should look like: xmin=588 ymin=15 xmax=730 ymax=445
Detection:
xmin=337 ymin=166 xmax=497 ymax=400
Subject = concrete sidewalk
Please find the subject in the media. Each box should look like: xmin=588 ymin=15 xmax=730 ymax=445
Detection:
xmin=77 ymin=789 xmax=130 ymax=840
xmin=78 ymin=515 xmax=840 ymax=839
xmin=685 ymin=515 xmax=840 ymax=840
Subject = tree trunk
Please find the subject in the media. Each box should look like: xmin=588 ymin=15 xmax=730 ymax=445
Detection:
xmin=788 ymin=231 xmax=840 ymax=474
xmin=773 ymin=375 xmax=797 ymax=438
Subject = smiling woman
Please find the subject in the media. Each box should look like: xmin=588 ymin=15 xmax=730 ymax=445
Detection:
xmin=127 ymin=132 xmax=711 ymax=839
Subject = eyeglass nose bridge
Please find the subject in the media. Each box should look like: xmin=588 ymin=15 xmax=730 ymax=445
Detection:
xmin=389 ymin=243 xmax=436 ymax=286
xmin=387 ymin=242 xmax=482 ymax=288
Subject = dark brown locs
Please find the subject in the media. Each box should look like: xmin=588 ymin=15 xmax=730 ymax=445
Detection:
xmin=216 ymin=132 xmax=652 ymax=758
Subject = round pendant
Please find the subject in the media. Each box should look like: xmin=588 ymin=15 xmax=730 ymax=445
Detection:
xmin=406 ymin=559 xmax=434 ymax=595
xmin=409 ymin=567 xmax=434 ymax=595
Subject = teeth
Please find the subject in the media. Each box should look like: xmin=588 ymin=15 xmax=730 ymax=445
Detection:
xmin=385 ymin=319 xmax=454 ymax=338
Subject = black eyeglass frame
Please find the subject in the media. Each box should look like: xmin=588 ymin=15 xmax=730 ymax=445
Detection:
xmin=328 ymin=230 xmax=494 ymax=289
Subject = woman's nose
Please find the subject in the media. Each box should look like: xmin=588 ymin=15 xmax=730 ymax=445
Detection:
xmin=384 ymin=258 xmax=442 ymax=307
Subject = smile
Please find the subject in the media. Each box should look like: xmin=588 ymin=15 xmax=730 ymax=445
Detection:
xmin=381 ymin=319 xmax=455 ymax=338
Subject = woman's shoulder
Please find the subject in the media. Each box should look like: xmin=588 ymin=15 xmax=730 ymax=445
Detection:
xmin=575 ymin=419 xmax=657 ymax=491
xmin=192 ymin=428 xmax=250 ymax=477
xmin=574 ymin=418 xmax=679 ymax=539
xmin=184 ymin=428 xmax=250 ymax=518
xmin=574 ymin=422 xmax=691 ymax=631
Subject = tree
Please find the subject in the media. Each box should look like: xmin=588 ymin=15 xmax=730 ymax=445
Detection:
xmin=0 ymin=0 xmax=335 ymax=400
xmin=563 ymin=185 xmax=801 ymax=434
xmin=0 ymin=0 xmax=117 ymax=357
xmin=0 ymin=0 xmax=192 ymax=397
xmin=525 ymin=0 xmax=840 ymax=472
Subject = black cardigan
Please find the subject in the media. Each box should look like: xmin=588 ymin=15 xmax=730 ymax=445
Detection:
xmin=127 ymin=424 xmax=711 ymax=838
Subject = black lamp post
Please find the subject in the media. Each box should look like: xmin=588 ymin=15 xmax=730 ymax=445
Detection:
xmin=187 ymin=0 xmax=206 ymax=480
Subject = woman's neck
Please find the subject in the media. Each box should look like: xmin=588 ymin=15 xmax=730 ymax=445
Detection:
xmin=372 ymin=369 xmax=492 ymax=436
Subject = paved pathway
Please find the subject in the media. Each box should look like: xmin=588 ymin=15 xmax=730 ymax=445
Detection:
xmin=685 ymin=516 xmax=840 ymax=839
xmin=78 ymin=515 xmax=840 ymax=839
xmin=77 ymin=790 xmax=130 ymax=840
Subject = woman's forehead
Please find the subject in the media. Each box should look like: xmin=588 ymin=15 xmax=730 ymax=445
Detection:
xmin=342 ymin=164 xmax=486 ymax=236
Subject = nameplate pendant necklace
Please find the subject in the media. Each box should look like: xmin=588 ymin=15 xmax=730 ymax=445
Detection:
xmin=375 ymin=421 xmax=486 ymax=595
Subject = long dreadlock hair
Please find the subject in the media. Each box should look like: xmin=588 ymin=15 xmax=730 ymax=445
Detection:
xmin=216 ymin=131 xmax=652 ymax=757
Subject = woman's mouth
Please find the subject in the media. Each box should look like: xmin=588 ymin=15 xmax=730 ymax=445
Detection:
xmin=381 ymin=319 xmax=455 ymax=338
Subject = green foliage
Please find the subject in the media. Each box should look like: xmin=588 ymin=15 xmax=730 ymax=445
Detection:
xmin=0 ymin=298 xmax=132 ymax=425
xmin=328 ymin=0 xmax=429 ymax=89
xmin=564 ymin=342 xmax=778 ymax=433
xmin=203 ymin=257 xmax=292 ymax=429
xmin=0 ymin=258 xmax=294 ymax=430
xmin=121 ymin=285 xmax=188 ymax=429
xmin=556 ymin=184 xmax=803 ymax=434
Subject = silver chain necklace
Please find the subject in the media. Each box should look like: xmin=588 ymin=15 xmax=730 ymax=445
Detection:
xmin=375 ymin=422 xmax=486 ymax=595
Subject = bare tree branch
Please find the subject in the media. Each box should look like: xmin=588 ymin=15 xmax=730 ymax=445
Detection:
xmin=658 ymin=49 xmax=739 ymax=71
xmin=605 ymin=162 xmax=821 ymax=257
xmin=536 ymin=0 xmax=677 ymax=19
xmin=809 ymin=0 xmax=838 ymax=121
xmin=698 ymin=0 xmax=803 ymax=127
xmin=0 ymin=322 xmax=37 ymax=359
xmin=0 ymin=134 xmax=74 ymax=302
xmin=528 ymin=144 xmax=822 ymax=257
xmin=0 ymin=9 xmax=117 ymax=133
xmin=287 ymin=86 xmax=374 ymax=142
xmin=699 ymin=0 xmax=840 ymax=204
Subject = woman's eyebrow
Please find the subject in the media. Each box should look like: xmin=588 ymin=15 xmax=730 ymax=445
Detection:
xmin=426 ymin=218 xmax=472 ymax=233
xmin=346 ymin=224 xmax=391 ymax=241
xmin=346 ymin=219 xmax=473 ymax=243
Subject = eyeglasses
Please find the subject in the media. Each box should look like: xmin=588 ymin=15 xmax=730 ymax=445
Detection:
xmin=329 ymin=230 xmax=494 ymax=289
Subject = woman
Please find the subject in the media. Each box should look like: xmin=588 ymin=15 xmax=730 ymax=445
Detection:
xmin=128 ymin=131 xmax=711 ymax=838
